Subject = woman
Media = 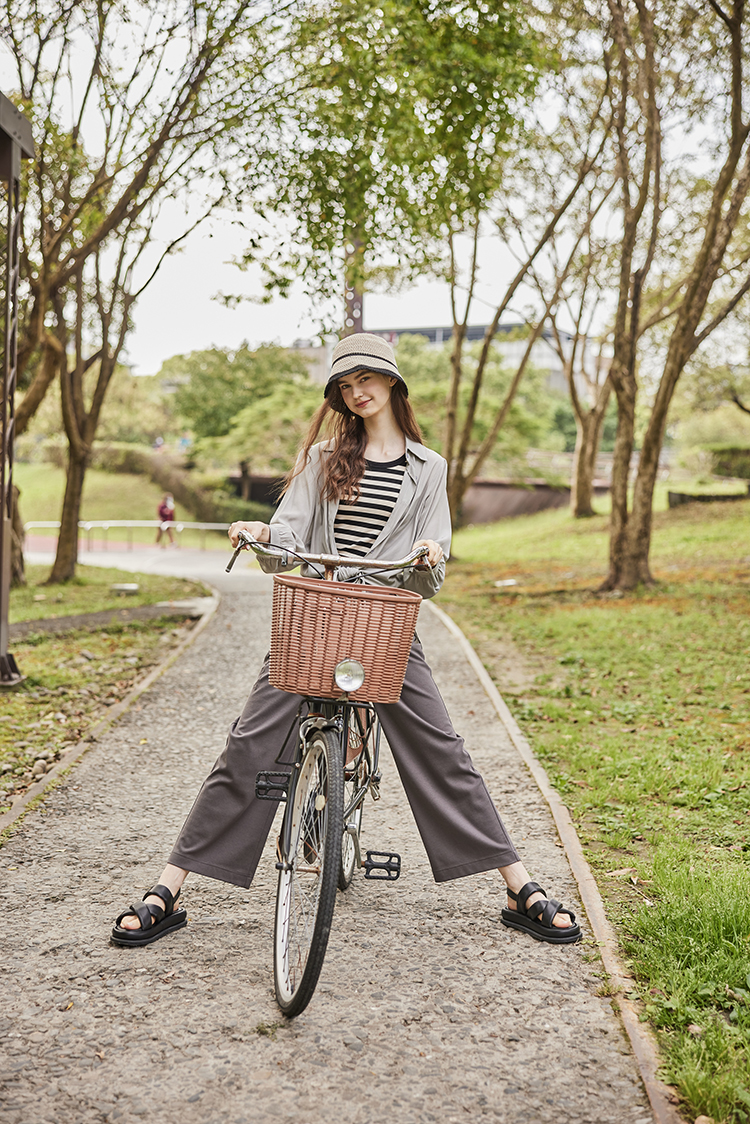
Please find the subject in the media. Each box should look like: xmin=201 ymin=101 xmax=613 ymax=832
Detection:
xmin=155 ymin=492 xmax=175 ymax=547
xmin=112 ymin=333 xmax=580 ymax=947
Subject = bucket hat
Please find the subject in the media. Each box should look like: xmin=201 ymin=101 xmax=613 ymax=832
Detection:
xmin=324 ymin=333 xmax=407 ymax=410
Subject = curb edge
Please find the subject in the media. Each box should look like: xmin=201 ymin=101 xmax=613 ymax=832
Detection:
xmin=0 ymin=587 xmax=221 ymax=841
xmin=426 ymin=598 xmax=684 ymax=1124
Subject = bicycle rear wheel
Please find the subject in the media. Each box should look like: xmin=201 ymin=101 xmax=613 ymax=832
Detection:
xmin=274 ymin=727 xmax=343 ymax=1017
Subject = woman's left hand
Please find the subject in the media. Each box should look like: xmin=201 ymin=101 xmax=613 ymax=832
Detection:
xmin=413 ymin=539 xmax=444 ymax=568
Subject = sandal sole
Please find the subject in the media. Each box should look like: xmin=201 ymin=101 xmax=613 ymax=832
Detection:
xmin=110 ymin=908 xmax=188 ymax=948
xmin=501 ymin=909 xmax=582 ymax=945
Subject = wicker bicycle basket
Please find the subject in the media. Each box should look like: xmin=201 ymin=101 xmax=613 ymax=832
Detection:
xmin=269 ymin=574 xmax=422 ymax=704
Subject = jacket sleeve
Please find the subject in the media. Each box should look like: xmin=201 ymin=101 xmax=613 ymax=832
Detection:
xmin=257 ymin=450 xmax=319 ymax=573
xmin=399 ymin=457 xmax=451 ymax=599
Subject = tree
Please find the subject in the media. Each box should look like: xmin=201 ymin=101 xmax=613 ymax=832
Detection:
xmin=6 ymin=0 xmax=280 ymax=580
xmin=169 ymin=345 xmax=309 ymax=440
xmin=599 ymin=0 xmax=750 ymax=589
xmin=439 ymin=65 xmax=614 ymax=520
xmin=237 ymin=0 xmax=542 ymax=332
xmin=531 ymin=220 xmax=615 ymax=517
xmin=198 ymin=332 xmax=566 ymax=477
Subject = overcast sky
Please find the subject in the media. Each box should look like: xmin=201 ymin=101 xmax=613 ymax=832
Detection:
xmin=124 ymin=214 xmax=510 ymax=376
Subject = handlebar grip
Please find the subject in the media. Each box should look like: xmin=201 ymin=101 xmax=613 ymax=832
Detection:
xmin=225 ymin=544 xmax=243 ymax=573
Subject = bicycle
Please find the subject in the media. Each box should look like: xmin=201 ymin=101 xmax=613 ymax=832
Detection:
xmin=226 ymin=530 xmax=429 ymax=1017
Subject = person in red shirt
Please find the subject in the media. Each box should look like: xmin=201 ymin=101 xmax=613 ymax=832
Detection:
xmin=155 ymin=492 xmax=175 ymax=547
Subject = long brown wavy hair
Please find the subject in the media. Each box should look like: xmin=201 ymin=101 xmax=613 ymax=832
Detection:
xmin=283 ymin=378 xmax=423 ymax=502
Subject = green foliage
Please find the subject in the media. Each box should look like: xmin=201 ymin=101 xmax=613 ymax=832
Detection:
xmin=10 ymin=564 xmax=203 ymax=625
xmin=396 ymin=335 xmax=569 ymax=472
xmin=244 ymin=0 xmax=544 ymax=313
xmin=626 ymin=855 xmax=750 ymax=1123
xmin=168 ymin=345 xmax=310 ymax=440
xmin=707 ymin=444 xmax=750 ymax=480
xmin=441 ymin=500 xmax=750 ymax=1122
xmin=200 ymin=382 xmax=323 ymax=474
xmin=17 ymin=365 xmax=176 ymax=451
xmin=550 ymin=396 xmax=619 ymax=454
xmin=193 ymin=335 xmax=575 ymax=476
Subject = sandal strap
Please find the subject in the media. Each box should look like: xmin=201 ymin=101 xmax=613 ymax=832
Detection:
xmin=114 ymin=886 xmax=181 ymax=932
xmin=515 ymin=881 xmax=545 ymax=914
xmin=527 ymin=897 xmax=577 ymax=929
xmin=145 ymin=884 xmax=177 ymax=914
xmin=128 ymin=900 xmax=165 ymax=930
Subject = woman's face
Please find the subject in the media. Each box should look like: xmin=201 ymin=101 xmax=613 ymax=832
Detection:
xmin=336 ymin=370 xmax=396 ymax=420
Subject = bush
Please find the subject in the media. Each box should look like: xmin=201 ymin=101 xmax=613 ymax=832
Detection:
xmin=706 ymin=444 xmax=750 ymax=479
xmin=37 ymin=441 xmax=273 ymax=523
xmin=143 ymin=455 xmax=272 ymax=523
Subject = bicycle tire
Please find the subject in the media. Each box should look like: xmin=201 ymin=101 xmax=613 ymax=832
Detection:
xmin=274 ymin=727 xmax=343 ymax=1017
xmin=339 ymin=708 xmax=371 ymax=890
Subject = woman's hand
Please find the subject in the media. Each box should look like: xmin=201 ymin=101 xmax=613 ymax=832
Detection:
xmin=228 ymin=521 xmax=270 ymax=548
xmin=413 ymin=539 xmax=444 ymax=568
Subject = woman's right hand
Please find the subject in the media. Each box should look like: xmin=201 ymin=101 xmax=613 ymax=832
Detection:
xmin=228 ymin=521 xmax=270 ymax=548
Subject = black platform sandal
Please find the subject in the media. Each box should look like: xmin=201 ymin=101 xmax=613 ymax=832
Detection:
xmin=501 ymin=881 xmax=582 ymax=945
xmin=111 ymin=884 xmax=187 ymax=947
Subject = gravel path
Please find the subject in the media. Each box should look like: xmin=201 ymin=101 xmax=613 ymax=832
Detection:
xmin=0 ymin=567 xmax=652 ymax=1124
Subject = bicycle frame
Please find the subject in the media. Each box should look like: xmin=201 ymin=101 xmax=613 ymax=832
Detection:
xmin=231 ymin=529 xmax=424 ymax=1014
xmin=272 ymin=698 xmax=381 ymax=871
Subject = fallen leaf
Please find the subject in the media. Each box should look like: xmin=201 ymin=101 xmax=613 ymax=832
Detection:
xmin=686 ymin=1024 xmax=703 ymax=1037
xmin=605 ymin=867 xmax=638 ymax=878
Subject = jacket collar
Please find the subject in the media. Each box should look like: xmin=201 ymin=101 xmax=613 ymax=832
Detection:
xmin=319 ymin=436 xmax=428 ymax=461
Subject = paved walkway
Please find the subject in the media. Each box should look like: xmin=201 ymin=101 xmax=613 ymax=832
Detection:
xmin=0 ymin=550 xmax=652 ymax=1123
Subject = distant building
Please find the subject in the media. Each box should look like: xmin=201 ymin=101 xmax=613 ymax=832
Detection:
xmin=369 ymin=324 xmax=573 ymax=394
xmin=288 ymin=339 xmax=333 ymax=384
xmin=291 ymin=324 xmax=588 ymax=395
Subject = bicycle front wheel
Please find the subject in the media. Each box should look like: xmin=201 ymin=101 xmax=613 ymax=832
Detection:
xmin=274 ymin=727 xmax=343 ymax=1017
xmin=339 ymin=706 xmax=372 ymax=890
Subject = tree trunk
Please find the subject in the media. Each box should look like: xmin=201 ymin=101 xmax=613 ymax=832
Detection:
xmin=10 ymin=486 xmax=25 ymax=588
xmin=571 ymin=413 xmax=599 ymax=517
xmin=239 ymin=460 xmax=251 ymax=501
xmin=600 ymin=366 xmax=638 ymax=589
xmin=343 ymin=232 xmax=364 ymax=335
xmin=571 ymin=381 xmax=611 ymax=518
xmin=46 ymin=451 xmax=88 ymax=584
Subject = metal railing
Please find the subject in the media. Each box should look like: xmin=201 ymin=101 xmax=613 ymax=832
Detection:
xmin=24 ymin=519 xmax=231 ymax=552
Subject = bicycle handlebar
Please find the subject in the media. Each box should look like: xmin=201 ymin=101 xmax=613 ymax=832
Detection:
xmin=225 ymin=529 xmax=430 ymax=575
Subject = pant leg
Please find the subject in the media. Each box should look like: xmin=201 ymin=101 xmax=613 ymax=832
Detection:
xmin=169 ymin=656 xmax=302 ymax=887
xmin=375 ymin=638 xmax=520 ymax=883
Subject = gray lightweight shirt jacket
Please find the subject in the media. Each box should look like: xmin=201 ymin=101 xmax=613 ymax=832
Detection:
xmin=260 ymin=437 xmax=451 ymax=599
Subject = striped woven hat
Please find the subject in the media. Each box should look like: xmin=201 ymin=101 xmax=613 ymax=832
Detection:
xmin=324 ymin=332 xmax=408 ymax=407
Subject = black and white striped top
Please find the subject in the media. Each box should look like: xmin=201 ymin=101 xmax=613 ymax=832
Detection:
xmin=333 ymin=455 xmax=407 ymax=558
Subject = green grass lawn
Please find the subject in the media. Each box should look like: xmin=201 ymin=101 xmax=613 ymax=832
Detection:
xmin=10 ymin=563 xmax=204 ymax=623
xmin=440 ymin=499 xmax=750 ymax=1124
xmin=15 ymin=463 xmax=228 ymax=550
xmin=1 ymin=565 xmax=206 ymax=819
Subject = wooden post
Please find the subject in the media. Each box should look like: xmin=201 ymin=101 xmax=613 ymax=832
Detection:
xmin=0 ymin=94 xmax=34 ymax=686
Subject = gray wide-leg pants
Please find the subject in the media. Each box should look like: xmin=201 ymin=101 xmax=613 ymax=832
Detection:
xmin=169 ymin=638 xmax=520 ymax=886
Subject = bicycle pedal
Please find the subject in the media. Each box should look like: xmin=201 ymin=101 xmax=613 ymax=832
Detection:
xmin=255 ymin=771 xmax=290 ymax=801
xmin=363 ymin=851 xmax=401 ymax=881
